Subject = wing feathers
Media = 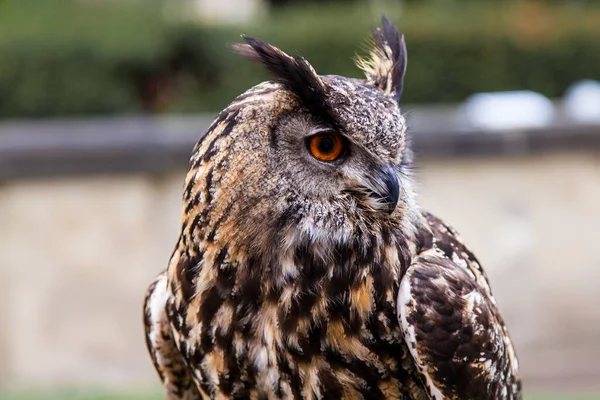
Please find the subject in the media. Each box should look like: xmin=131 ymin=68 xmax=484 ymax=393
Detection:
xmin=144 ymin=273 xmax=204 ymax=400
xmin=398 ymin=252 xmax=522 ymax=400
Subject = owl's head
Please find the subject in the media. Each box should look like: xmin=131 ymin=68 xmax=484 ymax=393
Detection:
xmin=185 ymin=17 xmax=418 ymax=260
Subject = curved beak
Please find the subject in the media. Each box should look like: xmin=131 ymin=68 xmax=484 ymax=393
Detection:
xmin=368 ymin=164 xmax=400 ymax=215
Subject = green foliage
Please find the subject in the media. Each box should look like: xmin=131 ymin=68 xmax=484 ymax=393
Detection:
xmin=0 ymin=0 xmax=230 ymax=117
xmin=0 ymin=0 xmax=599 ymax=117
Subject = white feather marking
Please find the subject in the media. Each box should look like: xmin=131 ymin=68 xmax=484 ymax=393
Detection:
xmin=451 ymin=251 xmax=469 ymax=270
xmin=464 ymin=290 xmax=484 ymax=314
xmin=504 ymin=332 xmax=520 ymax=372
xmin=234 ymin=332 xmax=245 ymax=359
xmin=250 ymin=305 xmax=282 ymax=394
xmin=253 ymin=347 xmax=268 ymax=371
xmin=277 ymin=253 xmax=299 ymax=287
xmin=147 ymin=275 xmax=170 ymax=346
xmin=146 ymin=274 xmax=189 ymax=391
xmin=398 ymin=273 xmax=445 ymax=400
xmin=201 ymin=353 xmax=219 ymax=387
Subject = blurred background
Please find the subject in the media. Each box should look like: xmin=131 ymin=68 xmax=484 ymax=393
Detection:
xmin=1 ymin=0 xmax=599 ymax=399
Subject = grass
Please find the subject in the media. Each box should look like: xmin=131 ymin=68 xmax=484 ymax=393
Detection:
xmin=0 ymin=390 xmax=160 ymax=400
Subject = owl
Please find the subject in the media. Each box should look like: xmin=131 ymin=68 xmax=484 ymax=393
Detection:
xmin=143 ymin=17 xmax=522 ymax=400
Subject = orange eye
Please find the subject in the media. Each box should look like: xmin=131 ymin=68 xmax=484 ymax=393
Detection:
xmin=307 ymin=132 xmax=344 ymax=161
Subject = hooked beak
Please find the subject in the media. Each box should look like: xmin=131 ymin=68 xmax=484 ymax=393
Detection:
xmin=368 ymin=164 xmax=400 ymax=215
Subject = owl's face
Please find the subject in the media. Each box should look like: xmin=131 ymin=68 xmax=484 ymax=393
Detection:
xmin=267 ymin=76 xmax=407 ymax=216
xmin=187 ymin=21 xmax=416 ymax=258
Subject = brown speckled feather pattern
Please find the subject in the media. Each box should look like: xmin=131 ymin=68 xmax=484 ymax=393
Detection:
xmin=143 ymin=17 xmax=521 ymax=400
xmin=398 ymin=213 xmax=521 ymax=400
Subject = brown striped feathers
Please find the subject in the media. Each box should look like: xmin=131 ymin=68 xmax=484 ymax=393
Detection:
xmin=143 ymin=16 xmax=521 ymax=400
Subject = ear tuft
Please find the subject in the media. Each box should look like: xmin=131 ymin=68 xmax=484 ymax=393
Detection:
xmin=356 ymin=16 xmax=407 ymax=100
xmin=234 ymin=36 xmax=337 ymax=126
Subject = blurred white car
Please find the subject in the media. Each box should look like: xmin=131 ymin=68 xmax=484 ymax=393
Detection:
xmin=463 ymin=90 xmax=555 ymax=130
xmin=563 ymin=80 xmax=600 ymax=124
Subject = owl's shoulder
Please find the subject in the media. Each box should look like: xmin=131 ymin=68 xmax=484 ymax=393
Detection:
xmin=414 ymin=211 xmax=487 ymax=280
xmin=398 ymin=211 xmax=522 ymax=399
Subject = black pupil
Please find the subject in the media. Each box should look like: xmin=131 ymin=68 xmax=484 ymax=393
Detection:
xmin=318 ymin=135 xmax=335 ymax=154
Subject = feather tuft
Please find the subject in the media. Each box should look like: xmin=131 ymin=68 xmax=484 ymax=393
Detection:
xmin=234 ymin=36 xmax=339 ymax=128
xmin=356 ymin=16 xmax=407 ymax=100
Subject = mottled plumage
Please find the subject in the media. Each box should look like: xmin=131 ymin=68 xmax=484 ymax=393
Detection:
xmin=143 ymin=17 xmax=521 ymax=400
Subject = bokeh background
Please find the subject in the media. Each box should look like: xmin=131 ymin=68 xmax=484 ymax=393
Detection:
xmin=1 ymin=0 xmax=599 ymax=399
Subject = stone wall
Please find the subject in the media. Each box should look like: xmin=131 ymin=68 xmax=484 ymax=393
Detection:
xmin=1 ymin=151 xmax=599 ymax=391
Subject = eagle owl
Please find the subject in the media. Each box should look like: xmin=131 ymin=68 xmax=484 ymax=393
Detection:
xmin=144 ymin=17 xmax=522 ymax=400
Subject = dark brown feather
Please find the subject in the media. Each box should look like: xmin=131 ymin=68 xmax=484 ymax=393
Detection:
xmin=357 ymin=16 xmax=408 ymax=100
xmin=233 ymin=36 xmax=341 ymax=129
xmin=397 ymin=212 xmax=522 ymax=400
xmin=375 ymin=16 xmax=408 ymax=100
